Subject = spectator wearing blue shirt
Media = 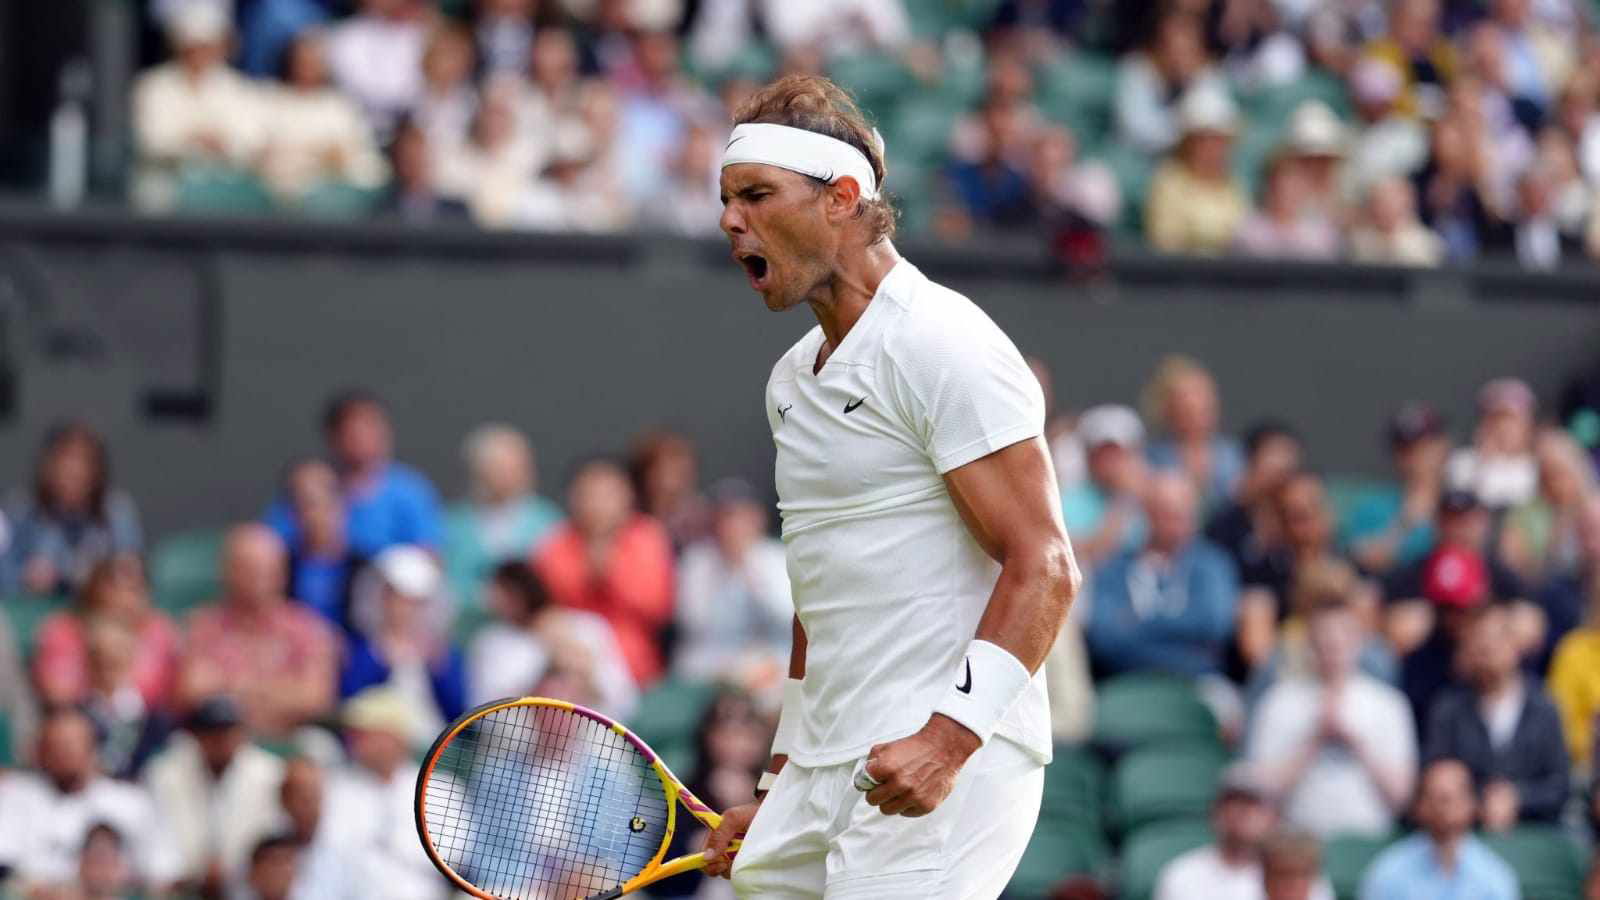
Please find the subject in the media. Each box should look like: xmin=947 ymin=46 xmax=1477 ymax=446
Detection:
xmin=942 ymin=101 xmax=1038 ymax=236
xmin=1061 ymin=405 xmax=1150 ymax=568
xmin=1144 ymin=355 xmax=1246 ymax=514
xmin=282 ymin=458 xmax=365 ymax=633
xmin=1359 ymin=758 xmax=1520 ymax=900
xmin=267 ymin=390 xmax=443 ymax=559
xmin=340 ymin=546 xmax=465 ymax=752
xmin=443 ymin=424 xmax=563 ymax=615
xmin=1344 ymin=406 xmax=1449 ymax=577
xmin=1086 ymin=471 xmax=1240 ymax=676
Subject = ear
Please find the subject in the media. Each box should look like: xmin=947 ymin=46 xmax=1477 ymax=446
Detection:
xmin=824 ymin=176 xmax=864 ymax=223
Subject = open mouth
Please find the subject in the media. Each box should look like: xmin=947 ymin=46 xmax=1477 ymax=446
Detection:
xmin=738 ymin=254 xmax=769 ymax=287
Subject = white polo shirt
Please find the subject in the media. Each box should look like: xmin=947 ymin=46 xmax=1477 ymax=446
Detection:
xmin=766 ymin=259 xmax=1052 ymax=768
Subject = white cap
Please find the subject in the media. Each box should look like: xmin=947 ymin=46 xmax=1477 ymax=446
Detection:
xmin=1178 ymin=84 xmax=1239 ymax=137
xmin=1284 ymin=100 xmax=1347 ymax=158
xmin=168 ymin=1 xmax=229 ymax=46
xmin=1077 ymin=405 xmax=1145 ymax=449
xmin=1350 ymin=57 xmax=1403 ymax=107
xmin=373 ymin=545 xmax=441 ymax=598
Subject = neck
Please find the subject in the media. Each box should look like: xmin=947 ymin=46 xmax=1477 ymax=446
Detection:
xmin=807 ymin=241 xmax=901 ymax=355
xmin=1481 ymin=672 xmax=1518 ymax=701
xmin=1216 ymin=840 xmax=1253 ymax=866
xmin=1431 ymin=832 xmax=1463 ymax=870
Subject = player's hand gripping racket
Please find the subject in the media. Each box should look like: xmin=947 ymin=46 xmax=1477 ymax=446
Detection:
xmin=416 ymin=697 xmax=739 ymax=899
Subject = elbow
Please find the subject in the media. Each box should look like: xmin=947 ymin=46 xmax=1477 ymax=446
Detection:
xmin=1034 ymin=536 xmax=1081 ymax=615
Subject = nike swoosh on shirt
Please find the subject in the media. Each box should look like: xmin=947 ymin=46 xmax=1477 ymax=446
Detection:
xmin=843 ymin=398 xmax=865 ymax=414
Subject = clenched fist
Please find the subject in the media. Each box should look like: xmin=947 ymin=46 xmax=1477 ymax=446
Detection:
xmin=862 ymin=714 xmax=981 ymax=817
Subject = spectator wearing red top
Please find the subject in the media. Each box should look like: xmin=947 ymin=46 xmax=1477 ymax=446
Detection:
xmin=179 ymin=524 xmax=338 ymax=738
xmin=33 ymin=555 xmax=181 ymax=713
xmin=535 ymin=458 xmax=674 ymax=686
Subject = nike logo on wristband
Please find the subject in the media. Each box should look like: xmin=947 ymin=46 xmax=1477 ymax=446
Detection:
xmin=956 ymin=658 xmax=972 ymax=694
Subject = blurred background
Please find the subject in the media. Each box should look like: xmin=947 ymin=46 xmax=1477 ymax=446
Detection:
xmin=2 ymin=0 xmax=1600 ymax=899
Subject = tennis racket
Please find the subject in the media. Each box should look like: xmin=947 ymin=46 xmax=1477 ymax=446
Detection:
xmin=415 ymin=697 xmax=739 ymax=900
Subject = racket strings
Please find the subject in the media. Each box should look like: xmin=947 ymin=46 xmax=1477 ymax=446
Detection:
xmin=422 ymin=704 xmax=670 ymax=899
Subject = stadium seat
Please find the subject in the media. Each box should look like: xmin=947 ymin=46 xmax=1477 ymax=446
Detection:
xmin=903 ymin=0 xmax=1006 ymax=36
xmin=1117 ymin=818 xmax=1213 ymax=900
xmin=0 ymin=710 xmax=10 ymax=768
xmin=889 ymin=95 xmax=968 ymax=167
xmin=296 ymin=182 xmax=381 ymax=220
xmin=149 ymin=528 xmax=227 ymax=619
xmin=2 ymin=591 xmax=69 ymax=660
xmin=174 ymin=167 xmax=274 ymax=216
xmin=1036 ymin=52 xmax=1118 ymax=153
xmin=1092 ymin=673 xmax=1219 ymax=754
xmin=1006 ymin=819 xmax=1110 ymax=899
xmin=627 ymin=676 xmax=718 ymax=767
xmin=1481 ymin=825 xmax=1586 ymax=900
xmin=1040 ymin=744 xmax=1106 ymax=829
xmin=1322 ymin=831 xmax=1396 ymax=900
xmin=1087 ymin=144 xmax=1155 ymax=242
xmin=827 ymin=55 xmax=917 ymax=118
xmin=1109 ymin=741 xmax=1229 ymax=833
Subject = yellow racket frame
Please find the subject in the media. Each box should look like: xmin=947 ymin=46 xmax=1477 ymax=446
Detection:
xmin=415 ymin=696 xmax=741 ymax=900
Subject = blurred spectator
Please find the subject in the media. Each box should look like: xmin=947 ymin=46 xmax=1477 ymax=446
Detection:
xmin=0 ymin=613 xmax=36 ymax=767
xmin=1546 ymin=500 xmax=1600 ymax=768
xmin=79 ymin=616 xmax=171 ymax=779
xmin=0 ymin=708 xmax=179 ymax=890
xmin=1249 ymin=595 xmax=1416 ymax=838
xmin=1485 ymin=162 xmax=1580 ymax=268
xmin=1348 ymin=175 xmax=1445 ymax=266
xmin=1027 ymin=127 xmax=1124 ymax=259
xmin=321 ymin=689 xmax=447 ymax=899
xmin=673 ymin=479 xmax=792 ymax=685
xmin=274 ymin=757 xmax=352 ymax=898
xmin=1423 ymin=603 xmax=1568 ymax=828
xmin=987 ymin=0 xmax=1087 ymax=63
xmin=509 ymin=101 xmax=635 ymax=232
xmin=1279 ymin=101 xmax=1349 ymax=222
xmin=1344 ymin=405 xmax=1449 ymax=576
xmin=949 ymin=55 xmax=1044 ymax=167
xmin=258 ymin=27 xmax=388 ymax=203
xmin=640 ymin=122 xmax=722 ymax=236
xmin=444 ymin=424 xmax=563 ymax=611
xmin=1447 ymin=377 xmax=1540 ymax=511
xmin=1213 ymin=0 xmax=1307 ymax=92
xmin=282 ymin=458 xmax=364 ymax=633
xmin=629 ymin=429 xmax=711 ymax=551
xmin=1358 ymin=758 xmax=1518 ymax=900
xmin=1360 ymin=0 xmax=1455 ymax=119
xmin=439 ymin=77 xmax=546 ymax=226
xmin=1157 ymin=764 xmax=1335 ymax=900
xmin=4 ymin=424 xmax=142 ymax=597
xmin=234 ymin=834 xmax=301 ymax=900
xmin=761 ymin=0 xmax=912 ymax=60
xmin=266 ymin=390 xmax=444 ymax=557
xmin=1343 ymin=57 xmax=1430 ymax=201
xmin=939 ymin=100 xmax=1034 ymax=237
xmin=519 ymin=28 xmax=588 ymax=143
xmin=34 ymin=556 xmax=180 ymax=714
xmin=131 ymin=5 xmax=267 ymax=211
xmin=1412 ymin=113 xmax=1497 ymax=263
xmin=376 ymin=118 xmax=472 ymax=224
xmin=1260 ymin=829 xmax=1332 ymax=900
xmin=610 ymin=29 xmax=718 ymax=200
xmin=1487 ymin=0 xmax=1569 ymax=116
xmin=466 ymin=561 xmax=636 ymax=715
xmin=535 ymin=458 xmax=674 ymax=685
xmin=1233 ymin=153 xmax=1341 ymax=260
xmin=1558 ymin=73 xmax=1600 ymax=184
xmin=1145 ymin=85 xmax=1249 ymax=254
xmin=341 ymin=546 xmax=465 ymax=751
xmin=1237 ymin=471 xmax=1348 ymax=635
xmin=144 ymin=697 xmax=285 ymax=893
xmin=1084 ymin=472 xmax=1239 ymax=677
xmin=414 ymin=26 xmax=478 ymax=153
xmin=237 ymin=0 xmax=336 ymax=77
xmin=180 ymin=524 xmax=338 ymax=737
xmin=1208 ymin=421 xmax=1303 ymax=573
xmin=1501 ymin=429 xmax=1597 ymax=585
xmin=1115 ymin=10 xmax=1226 ymax=155
xmin=326 ymin=0 xmax=432 ymax=137
xmin=475 ymin=0 xmax=538 ymax=76
xmin=1144 ymin=356 xmax=1246 ymax=511
xmin=1046 ymin=611 xmax=1097 ymax=745
xmin=1060 ymin=405 xmax=1149 ymax=568
xmin=73 ymin=823 xmax=139 ymax=900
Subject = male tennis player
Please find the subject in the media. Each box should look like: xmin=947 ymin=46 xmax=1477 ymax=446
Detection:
xmin=701 ymin=75 xmax=1080 ymax=899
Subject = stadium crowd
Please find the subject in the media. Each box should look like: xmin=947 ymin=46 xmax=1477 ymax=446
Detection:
xmin=1 ymin=356 xmax=1600 ymax=899
xmin=120 ymin=0 xmax=1600 ymax=268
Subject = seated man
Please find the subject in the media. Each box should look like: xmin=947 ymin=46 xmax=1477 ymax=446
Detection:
xmin=1085 ymin=471 xmax=1239 ymax=677
xmin=1261 ymin=829 xmax=1332 ymax=900
xmin=1060 ymin=405 xmax=1149 ymax=568
xmin=1250 ymin=596 xmax=1416 ymax=838
xmin=1359 ymin=758 xmax=1518 ymax=900
xmin=1424 ymin=603 xmax=1568 ymax=827
xmin=180 ymin=524 xmax=338 ymax=737
xmin=1157 ymin=764 xmax=1334 ymax=900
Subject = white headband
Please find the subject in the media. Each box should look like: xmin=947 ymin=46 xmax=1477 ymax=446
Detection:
xmin=721 ymin=123 xmax=882 ymax=200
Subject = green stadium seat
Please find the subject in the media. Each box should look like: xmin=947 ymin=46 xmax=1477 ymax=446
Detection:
xmin=149 ymin=528 xmax=227 ymax=619
xmin=686 ymin=42 xmax=778 ymax=86
xmin=827 ymin=55 xmax=917 ymax=118
xmin=0 ymin=710 xmax=12 ymax=768
xmin=1036 ymin=52 xmax=1118 ymax=151
xmin=1118 ymin=818 xmax=1213 ymax=900
xmin=1040 ymin=745 xmax=1106 ymax=829
xmin=1323 ymin=831 xmax=1396 ymax=900
xmin=1481 ymin=825 xmax=1587 ymax=900
xmin=295 ymin=182 xmax=381 ymax=220
xmin=903 ymin=0 xmax=1006 ymax=36
xmin=1109 ymin=741 xmax=1229 ymax=833
xmin=174 ymin=167 xmax=274 ymax=216
xmin=1087 ymin=144 xmax=1155 ymax=241
xmin=889 ymin=96 xmax=967 ymax=167
xmin=628 ymin=676 xmax=718 ymax=764
xmin=3 ymin=591 xmax=70 ymax=659
xmin=1092 ymin=673 xmax=1218 ymax=753
xmin=1006 ymin=819 xmax=1110 ymax=899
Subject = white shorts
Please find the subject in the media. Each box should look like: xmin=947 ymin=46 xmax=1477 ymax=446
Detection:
xmin=729 ymin=737 xmax=1044 ymax=899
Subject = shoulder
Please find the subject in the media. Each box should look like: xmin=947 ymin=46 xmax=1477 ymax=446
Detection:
xmin=1463 ymin=837 xmax=1518 ymax=885
xmin=1355 ymin=675 xmax=1414 ymax=719
xmin=880 ymin=268 xmax=1010 ymax=360
xmin=1158 ymin=845 xmax=1214 ymax=881
xmin=1427 ymin=684 xmax=1474 ymax=718
xmin=386 ymin=463 xmax=439 ymax=495
xmin=1367 ymin=834 xmax=1425 ymax=880
xmin=1185 ymin=539 xmax=1234 ymax=570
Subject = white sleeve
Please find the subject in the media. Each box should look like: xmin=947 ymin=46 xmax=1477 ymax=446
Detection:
xmin=884 ymin=301 xmax=1045 ymax=474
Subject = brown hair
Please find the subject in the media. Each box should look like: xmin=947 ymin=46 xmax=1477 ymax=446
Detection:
xmin=733 ymin=74 xmax=897 ymax=244
xmin=1261 ymin=828 xmax=1322 ymax=878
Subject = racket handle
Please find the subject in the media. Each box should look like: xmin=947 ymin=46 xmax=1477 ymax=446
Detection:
xmin=630 ymin=839 xmax=745 ymax=890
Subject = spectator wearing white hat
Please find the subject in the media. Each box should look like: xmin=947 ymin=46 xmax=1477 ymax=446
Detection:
xmin=1145 ymin=85 xmax=1249 ymax=255
xmin=1061 ymin=405 xmax=1149 ymax=568
xmin=340 ymin=546 xmax=464 ymax=752
xmin=131 ymin=3 xmax=268 ymax=210
xmin=1114 ymin=8 xmax=1228 ymax=156
xmin=1279 ymin=101 xmax=1348 ymax=223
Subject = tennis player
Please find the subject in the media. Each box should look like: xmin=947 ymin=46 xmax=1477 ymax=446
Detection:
xmin=702 ymin=74 xmax=1080 ymax=899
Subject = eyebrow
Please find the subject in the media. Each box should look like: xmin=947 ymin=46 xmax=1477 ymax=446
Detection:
xmin=719 ymin=182 xmax=775 ymax=204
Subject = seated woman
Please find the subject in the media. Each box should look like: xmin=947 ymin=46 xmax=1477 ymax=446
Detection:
xmin=257 ymin=26 xmax=387 ymax=204
xmin=34 ymin=555 xmax=181 ymax=712
xmin=443 ymin=424 xmax=563 ymax=613
xmin=340 ymin=546 xmax=464 ymax=752
xmin=282 ymin=458 xmax=365 ymax=634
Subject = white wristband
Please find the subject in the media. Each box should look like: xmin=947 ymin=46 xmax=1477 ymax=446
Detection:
xmin=770 ymin=677 xmax=803 ymax=758
xmin=932 ymin=640 xmax=1031 ymax=746
xmin=755 ymin=770 xmax=779 ymax=795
